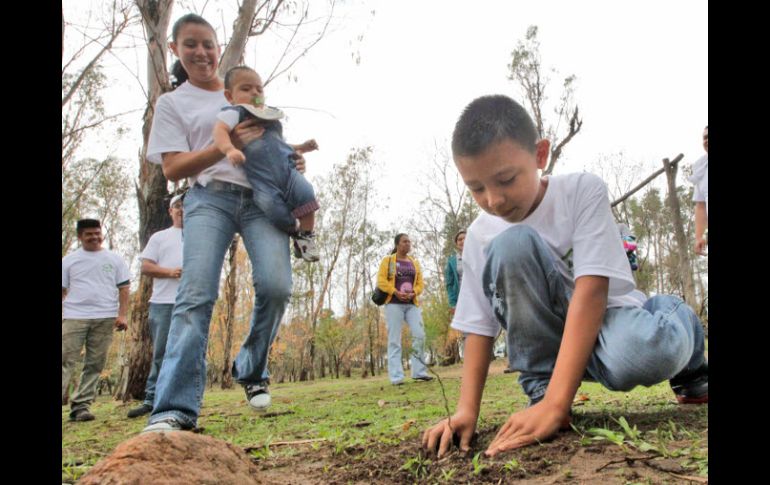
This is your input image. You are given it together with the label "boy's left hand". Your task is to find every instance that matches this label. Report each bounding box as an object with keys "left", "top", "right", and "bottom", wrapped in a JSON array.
[{"left": 484, "top": 400, "right": 569, "bottom": 456}]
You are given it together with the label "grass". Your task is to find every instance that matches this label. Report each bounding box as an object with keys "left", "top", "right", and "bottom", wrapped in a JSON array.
[{"left": 62, "top": 359, "right": 707, "bottom": 482}]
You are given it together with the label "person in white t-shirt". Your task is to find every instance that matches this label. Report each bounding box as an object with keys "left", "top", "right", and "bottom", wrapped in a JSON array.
[
  {"left": 689, "top": 126, "right": 708, "bottom": 255},
  {"left": 127, "top": 194, "right": 184, "bottom": 419},
  {"left": 422, "top": 95, "right": 708, "bottom": 458},
  {"left": 62, "top": 219, "right": 130, "bottom": 422},
  {"left": 142, "top": 14, "right": 308, "bottom": 433}
]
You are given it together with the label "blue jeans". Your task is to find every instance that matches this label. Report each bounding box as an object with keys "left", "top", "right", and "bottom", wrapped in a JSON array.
[
  {"left": 243, "top": 129, "right": 318, "bottom": 234},
  {"left": 384, "top": 303, "right": 430, "bottom": 383},
  {"left": 148, "top": 181, "right": 292, "bottom": 428},
  {"left": 142, "top": 303, "right": 173, "bottom": 407},
  {"left": 483, "top": 225, "right": 706, "bottom": 403}
]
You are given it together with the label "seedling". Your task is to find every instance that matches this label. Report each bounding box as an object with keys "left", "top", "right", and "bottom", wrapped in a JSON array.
[
  {"left": 502, "top": 457, "right": 526, "bottom": 474},
  {"left": 471, "top": 451, "right": 487, "bottom": 475}
]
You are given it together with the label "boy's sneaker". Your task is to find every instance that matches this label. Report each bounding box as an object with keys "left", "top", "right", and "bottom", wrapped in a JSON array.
[
  {"left": 69, "top": 408, "right": 95, "bottom": 422},
  {"left": 142, "top": 417, "right": 186, "bottom": 433},
  {"left": 245, "top": 382, "right": 271, "bottom": 411},
  {"left": 127, "top": 403, "right": 153, "bottom": 418},
  {"left": 412, "top": 375, "right": 434, "bottom": 382},
  {"left": 670, "top": 361, "right": 708, "bottom": 404},
  {"left": 293, "top": 231, "right": 319, "bottom": 262}
]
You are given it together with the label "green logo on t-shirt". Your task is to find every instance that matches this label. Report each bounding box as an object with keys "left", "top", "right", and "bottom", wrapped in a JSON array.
[{"left": 102, "top": 264, "right": 114, "bottom": 274}]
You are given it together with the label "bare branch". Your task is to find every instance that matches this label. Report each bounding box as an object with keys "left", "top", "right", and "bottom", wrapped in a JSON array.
[
  {"left": 62, "top": 4, "right": 135, "bottom": 107},
  {"left": 62, "top": 108, "right": 143, "bottom": 141},
  {"left": 265, "top": 2, "right": 335, "bottom": 85}
]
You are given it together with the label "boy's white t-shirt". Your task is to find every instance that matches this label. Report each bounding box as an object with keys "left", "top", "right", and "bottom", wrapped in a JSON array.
[
  {"left": 62, "top": 248, "right": 131, "bottom": 319},
  {"left": 140, "top": 227, "right": 183, "bottom": 304},
  {"left": 689, "top": 154, "right": 708, "bottom": 215},
  {"left": 452, "top": 172, "right": 643, "bottom": 338},
  {"left": 146, "top": 81, "right": 250, "bottom": 188}
]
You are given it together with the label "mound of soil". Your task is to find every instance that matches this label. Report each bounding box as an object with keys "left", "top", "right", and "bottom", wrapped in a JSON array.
[{"left": 79, "top": 431, "right": 263, "bottom": 485}]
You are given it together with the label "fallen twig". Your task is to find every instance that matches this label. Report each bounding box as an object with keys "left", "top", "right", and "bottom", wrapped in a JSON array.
[
  {"left": 596, "top": 454, "right": 660, "bottom": 471},
  {"left": 666, "top": 472, "right": 708, "bottom": 483},
  {"left": 641, "top": 460, "right": 708, "bottom": 483},
  {"left": 244, "top": 437, "right": 326, "bottom": 452}
]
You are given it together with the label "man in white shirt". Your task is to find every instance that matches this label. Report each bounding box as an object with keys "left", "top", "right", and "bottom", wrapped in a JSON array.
[
  {"left": 690, "top": 126, "right": 708, "bottom": 255},
  {"left": 62, "top": 219, "right": 130, "bottom": 422},
  {"left": 127, "top": 194, "right": 185, "bottom": 418}
]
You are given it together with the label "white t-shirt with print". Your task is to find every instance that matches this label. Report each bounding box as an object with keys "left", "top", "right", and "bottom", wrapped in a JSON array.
[
  {"left": 146, "top": 81, "right": 251, "bottom": 188},
  {"left": 452, "top": 173, "right": 643, "bottom": 338},
  {"left": 62, "top": 248, "right": 131, "bottom": 319},
  {"left": 689, "top": 154, "right": 708, "bottom": 215},
  {"left": 141, "top": 226, "right": 183, "bottom": 304}
]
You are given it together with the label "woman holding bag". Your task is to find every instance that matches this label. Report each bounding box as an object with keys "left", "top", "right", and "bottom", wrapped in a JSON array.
[{"left": 376, "top": 233, "right": 433, "bottom": 385}]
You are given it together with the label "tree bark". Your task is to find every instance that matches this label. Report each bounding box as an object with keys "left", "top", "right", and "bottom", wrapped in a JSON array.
[
  {"left": 663, "top": 158, "right": 697, "bottom": 307},
  {"left": 116, "top": 0, "right": 174, "bottom": 402},
  {"left": 221, "top": 237, "right": 239, "bottom": 389}
]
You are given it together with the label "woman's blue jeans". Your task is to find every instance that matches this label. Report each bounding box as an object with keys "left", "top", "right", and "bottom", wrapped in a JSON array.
[
  {"left": 385, "top": 303, "right": 430, "bottom": 383},
  {"left": 483, "top": 225, "right": 706, "bottom": 404},
  {"left": 147, "top": 181, "right": 292, "bottom": 428}
]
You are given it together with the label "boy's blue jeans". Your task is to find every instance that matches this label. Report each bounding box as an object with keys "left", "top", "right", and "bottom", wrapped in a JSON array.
[
  {"left": 243, "top": 130, "right": 318, "bottom": 234},
  {"left": 483, "top": 225, "right": 706, "bottom": 404},
  {"left": 384, "top": 303, "right": 430, "bottom": 383},
  {"left": 147, "top": 182, "right": 292, "bottom": 428}
]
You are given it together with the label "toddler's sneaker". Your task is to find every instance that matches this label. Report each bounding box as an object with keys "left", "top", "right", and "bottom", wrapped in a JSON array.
[{"left": 293, "top": 231, "right": 319, "bottom": 262}]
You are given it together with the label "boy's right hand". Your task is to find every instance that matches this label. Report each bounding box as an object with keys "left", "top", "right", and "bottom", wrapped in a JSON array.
[
  {"left": 227, "top": 148, "right": 246, "bottom": 166},
  {"left": 421, "top": 410, "right": 477, "bottom": 458}
]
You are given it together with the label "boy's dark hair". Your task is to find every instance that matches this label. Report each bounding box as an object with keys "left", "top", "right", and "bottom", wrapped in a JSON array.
[
  {"left": 224, "top": 66, "right": 257, "bottom": 90},
  {"left": 391, "top": 233, "right": 408, "bottom": 254},
  {"left": 451, "top": 95, "right": 539, "bottom": 157},
  {"left": 169, "top": 14, "right": 217, "bottom": 89}
]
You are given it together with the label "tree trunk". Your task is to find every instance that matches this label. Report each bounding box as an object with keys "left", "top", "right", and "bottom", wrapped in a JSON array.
[
  {"left": 663, "top": 158, "right": 697, "bottom": 307},
  {"left": 116, "top": 0, "right": 174, "bottom": 402},
  {"left": 117, "top": 281, "right": 154, "bottom": 400},
  {"left": 221, "top": 237, "right": 239, "bottom": 389}
]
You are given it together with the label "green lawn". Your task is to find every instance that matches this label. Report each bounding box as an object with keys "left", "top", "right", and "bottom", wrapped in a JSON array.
[{"left": 62, "top": 359, "right": 707, "bottom": 483}]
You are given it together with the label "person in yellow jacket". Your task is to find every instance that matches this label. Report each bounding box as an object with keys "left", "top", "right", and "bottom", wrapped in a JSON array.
[{"left": 377, "top": 233, "right": 434, "bottom": 385}]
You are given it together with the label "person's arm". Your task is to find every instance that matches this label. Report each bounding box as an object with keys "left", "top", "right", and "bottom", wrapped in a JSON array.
[
  {"left": 140, "top": 259, "right": 182, "bottom": 279},
  {"left": 290, "top": 139, "right": 319, "bottom": 154},
  {"left": 445, "top": 258, "right": 458, "bottom": 307},
  {"left": 377, "top": 257, "right": 396, "bottom": 295},
  {"left": 213, "top": 120, "right": 245, "bottom": 165},
  {"left": 484, "top": 275, "right": 608, "bottom": 456},
  {"left": 694, "top": 201, "right": 707, "bottom": 255},
  {"left": 412, "top": 259, "right": 424, "bottom": 297},
  {"left": 422, "top": 333, "right": 493, "bottom": 457},
  {"left": 115, "top": 285, "right": 130, "bottom": 331},
  {"left": 162, "top": 120, "right": 265, "bottom": 181}
]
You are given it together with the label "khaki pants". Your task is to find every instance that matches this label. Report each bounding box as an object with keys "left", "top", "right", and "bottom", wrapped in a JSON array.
[{"left": 62, "top": 318, "right": 114, "bottom": 412}]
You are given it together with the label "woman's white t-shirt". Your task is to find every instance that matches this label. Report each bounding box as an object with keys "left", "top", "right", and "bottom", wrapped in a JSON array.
[
  {"left": 146, "top": 81, "right": 251, "bottom": 188},
  {"left": 452, "top": 172, "right": 643, "bottom": 338}
]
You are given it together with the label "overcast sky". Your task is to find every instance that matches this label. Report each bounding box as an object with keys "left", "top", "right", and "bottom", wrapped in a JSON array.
[{"left": 65, "top": 0, "right": 708, "bottom": 232}]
